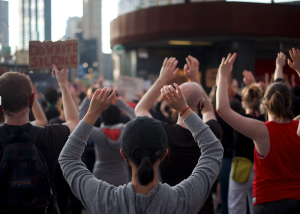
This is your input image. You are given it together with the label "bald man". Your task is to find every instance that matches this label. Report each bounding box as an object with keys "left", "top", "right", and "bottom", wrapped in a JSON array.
[{"left": 135, "top": 56, "right": 222, "bottom": 214}]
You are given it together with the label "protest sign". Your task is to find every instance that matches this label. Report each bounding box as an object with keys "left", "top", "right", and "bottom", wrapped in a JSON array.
[
  {"left": 116, "top": 76, "right": 144, "bottom": 101},
  {"left": 29, "top": 40, "right": 78, "bottom": 69}
]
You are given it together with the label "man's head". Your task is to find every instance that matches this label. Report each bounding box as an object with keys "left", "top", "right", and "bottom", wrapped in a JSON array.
[
  {"left": 179, "top": 82, "right": 204, "bottom": 112},
  {"left": 44, "top": 87, "right": 59, "bottom": 105},
  {"left": 0, "top": 72, "right": 32, "bottom": 116}
]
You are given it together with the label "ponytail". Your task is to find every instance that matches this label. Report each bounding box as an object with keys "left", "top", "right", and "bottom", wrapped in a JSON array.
[
  {"left": 136, "top": 156, "right": 154, "bottom": 185},
  {"left": 131, "top": 146, "right": 164, "bottom": 186}
]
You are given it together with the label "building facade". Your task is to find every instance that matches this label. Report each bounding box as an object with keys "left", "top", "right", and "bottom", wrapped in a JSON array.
[
  {"left": 0, "top": 0, "right": 9, "bottom": 46},
  {"left": 19, "top": 0, "right": 51, "bottom": 50},
  {"left": 82, "top": 0, "right": 106, "bottom": 77},
  {"left": 66, "top": 17, "right": 81, "bottom": 40},
  {"left": 111, "top": 1, "right": 300, "bottom": 89}
]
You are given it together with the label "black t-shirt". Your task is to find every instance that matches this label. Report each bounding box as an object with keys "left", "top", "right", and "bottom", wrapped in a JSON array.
[
  {"left": 216, "top": 113, "right": 235, "bottom": 158},
  {"left": 0, "top": 123, "right": 70, "bottom": 184},
  {"left": 160, "top": 119, "right": 222, "bottom": 186},
  {"left": 233, "top": 114, "right": 265, "bottom": 162},
  {"left": 160, "top": 119, "right": 222, "bottom": 214}
]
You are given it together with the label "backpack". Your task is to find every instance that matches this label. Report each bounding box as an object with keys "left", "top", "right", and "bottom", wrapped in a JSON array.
[{"left": 0, "top": 125, "right": 60, "bottom": 214}]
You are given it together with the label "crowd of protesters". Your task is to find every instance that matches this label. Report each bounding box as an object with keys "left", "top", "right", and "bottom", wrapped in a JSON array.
[{"left": 0, "top": 48, "right": 299, "bottom": 214}]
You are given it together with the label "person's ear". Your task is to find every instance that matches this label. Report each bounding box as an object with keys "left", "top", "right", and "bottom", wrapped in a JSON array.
[
  {"left": 162, "top": 149, "right": 169, "bottom": 160},
  {"left": 29, "top": 93, "right": 35, "bottom": 108},
  {"left": 120, "top": 148, "right": 127, "bottom": 161}
]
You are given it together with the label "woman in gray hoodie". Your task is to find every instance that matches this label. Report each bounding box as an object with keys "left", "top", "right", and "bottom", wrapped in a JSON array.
[
  {"left": 78, "top": 96, "right": 135, "bottom": 186},
  {"left": 59, "top": 85, "right": 223, "bottom": 214}
]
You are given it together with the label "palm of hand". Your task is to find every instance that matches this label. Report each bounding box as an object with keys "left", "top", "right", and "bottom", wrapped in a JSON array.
[
  {"left": 159, "top": 57, "right": 179, "bottom": 82},
  {"left": 276, "top": 52, "right": 286, "bottom": 67},
  {"left": 288, "top": 48, "right": 300, "bottom": 77},
  {"left": 219, "top": 53, "right": 237, "bottom": 77}
]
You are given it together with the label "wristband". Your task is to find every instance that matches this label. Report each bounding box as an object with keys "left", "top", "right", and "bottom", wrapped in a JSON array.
[{"left": 180, "top": 107, "right": 191, "bottom": 117}]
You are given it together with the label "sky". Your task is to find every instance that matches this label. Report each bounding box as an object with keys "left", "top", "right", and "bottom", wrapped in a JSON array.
[{"left": 8, "top": 0, "right": 293, "bottom": 54}]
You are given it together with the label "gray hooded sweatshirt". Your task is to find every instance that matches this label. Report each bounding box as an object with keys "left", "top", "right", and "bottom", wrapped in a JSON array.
[
  {"left": 59, "top": 112, "right": 223, "bottom": 214},
  {"left": 78, "top": 98, "right": 135, "bottom": 186}
]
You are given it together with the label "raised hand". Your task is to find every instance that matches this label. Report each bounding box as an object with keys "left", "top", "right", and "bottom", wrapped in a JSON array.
[
  {"left": 184, "top": 55, "right": 199, "bottom": 81},
  {"left": 161, "top": 83, "right": 188, "bottom": 113},
  {"left": 276, "top": 52, "right": 286, "bottom": 68},
  {"left": 87, "top": 87, "right": 118, "bottom": 117},
  {"left": 218, "top": 53, "right": 237, "bottom": 78},
  {"left": 243, "top": 70, "right": 256, "bottom": 86},
  {"left": 158, "top": 57, "right": 179, "bottom": 83},
  {"left": 288, "top": 48, "right": 300, "bottom": 77},
  {"left": 52, "top": 64, "right": 69, "bottom": 86}
]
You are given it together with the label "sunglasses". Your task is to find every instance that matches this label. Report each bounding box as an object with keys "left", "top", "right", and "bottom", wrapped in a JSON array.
[{"left": 197, "top": 96, "right": 206, "bottom": 112}]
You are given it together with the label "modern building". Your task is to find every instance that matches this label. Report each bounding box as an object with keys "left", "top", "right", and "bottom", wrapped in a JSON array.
[
  {"left": 65, "top": 17, "right": 82, "bottom": 40},
  {"left": 0, "top": 0, "right": 9, "bottom": 46},
  {"left": 117, "top": 0, "right": 224, "bottom": 16},
  {"left": 82, "top": 0, "right": 106, "bottom": 77},
  {"left": 19, "top": 0, "right": 51, "bottom": 50},
  {"left": 110, "top": 1, "right": 300, "bottom": 90}
]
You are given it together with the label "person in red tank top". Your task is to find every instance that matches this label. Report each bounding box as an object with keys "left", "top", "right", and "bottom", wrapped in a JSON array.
[{"left": 216, "top": 49, "right": 300, "bottom": 214}]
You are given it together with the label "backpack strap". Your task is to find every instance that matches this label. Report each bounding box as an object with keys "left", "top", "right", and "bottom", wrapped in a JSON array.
[{"left": 0, "top": 126, "right": 11, "bottom": 147}]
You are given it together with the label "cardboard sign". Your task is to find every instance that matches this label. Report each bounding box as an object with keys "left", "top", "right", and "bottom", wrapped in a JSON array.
[
  {"left": 116, "top": 76, "right": 144, "bottom": 101},
  {"left": 29, "top": 40, "right": 78, "bottom": 69}
]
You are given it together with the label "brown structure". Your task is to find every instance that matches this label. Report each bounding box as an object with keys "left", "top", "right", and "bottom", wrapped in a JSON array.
[{"left": 110, "top": 2, "right": 300, "bottom": 88}]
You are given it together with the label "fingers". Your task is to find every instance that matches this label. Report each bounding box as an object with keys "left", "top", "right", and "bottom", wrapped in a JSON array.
[
  {"left": 108, "top": 87, "right": 118, "bottom": 101},
  {"left": 220, "top": 57, "right": 225, "bottom": 65},
  {"left": 184, "top": 64, "right": 188, "bottom": 74},
  {"left": 229, "top": 53, "right": 237, "bottom": 64},
  {"left": 225, "top": 53, "right": 232, "bottom": 64},
  {"left": 287, "top": 59, "right": 294, "bottom": 68},
  {"left": 173, "top": 83, "right": 181, "bottom": 96},
  {"left": 186, "top": 57, "right": 192, "bottom": 69},
  {"left": 162, "top": 58, "right": 168, "bottom": 67},
  {"left": 173, "top": 68, "right": 179, "bottom": 76},
  {"left": 52, "top": 64, "right": 58, "bottom": 71},
  {"left": 289, "top": 50, "right": 295, "bottom": 61}
]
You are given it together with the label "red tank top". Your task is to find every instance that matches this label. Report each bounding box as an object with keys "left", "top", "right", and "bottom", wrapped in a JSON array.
[{"left": 253, "top": 120, "right": 300, "bottom": 205}]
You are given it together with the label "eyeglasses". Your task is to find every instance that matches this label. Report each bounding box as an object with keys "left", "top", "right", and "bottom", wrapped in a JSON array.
[{"left": 197, "top": 96, "right": 206, "bottom": 113}]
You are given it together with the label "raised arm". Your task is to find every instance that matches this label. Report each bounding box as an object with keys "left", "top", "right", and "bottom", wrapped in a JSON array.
[
  {"left": 78, "top": 97, "right": 90, "bottom": 120},
  {"left": 52, "top": 64, "right": 79, "bottom": 133},
  {"left": 288, "top": 48, "right": 300, "bottom": 78},
  {"left": 24, "top": 74, "right": 47, "bottom": 126},
  {"left": 288, "top": 48, "right": 300, "bottom": 126},
  {"left": 113, "top": 97, "right": 136, "bottom": 120},
  {"left": 135, "top": 58, "right": 179, "bottom": 118},
  {"left": 184, "top": 56, "right": 216, "bottom": 122},
  {"left": 161, "top": 83, "right": 223, "bottom": 212},
  {"left": 59, "top": 87, "right": 119, "bottom": 214},
  {"left": 274, "top": 52, "right": 286, "bottom": 81},
  {"left": 216, "top": 53, "right": 270, "bottom": 155}
]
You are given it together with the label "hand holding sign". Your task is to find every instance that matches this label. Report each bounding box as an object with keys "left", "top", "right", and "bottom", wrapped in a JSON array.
[
  {"left": 29, "top": 40, "right": 78, "bottom": 69},
  {"left": 52, "top": 64, "right": 69, "bottom": 87}
]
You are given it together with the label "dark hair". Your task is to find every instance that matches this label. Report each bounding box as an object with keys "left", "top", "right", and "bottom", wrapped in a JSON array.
[
  {"left": 263, "top": 82, "right": 293, "bottom": 121},
  {"left": 242, "top": 84, "right": 263, "bottom": 109},
  {"left": 230, "top": 99, "right": 245, "bottom": 115},
  {"left": 0, "top": 72, "right": 32, "bottom": 113},
  {"left": 131, "top": 146, "right": 164, "bottom": 186},
  {"left": 44, "top": 87, "right": 58, "bottom": 104},
  {"left": 101, "top": 104, "right": 121, "bottom": 125}
]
